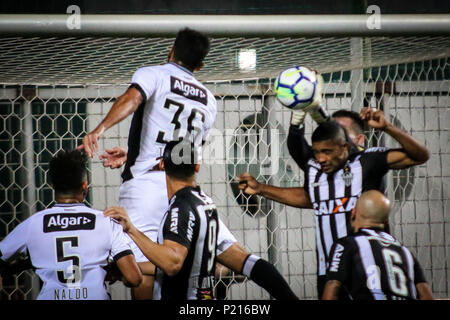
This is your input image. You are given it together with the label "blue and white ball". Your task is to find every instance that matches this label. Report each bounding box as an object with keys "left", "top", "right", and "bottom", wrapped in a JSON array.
[{"left": 274, "top": 66, "right": 318, "bottom": 110}]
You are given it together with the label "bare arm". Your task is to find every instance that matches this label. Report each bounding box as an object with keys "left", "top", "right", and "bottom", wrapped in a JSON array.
[
  {"left": 115, "top": 254, "right": 143, "bottom": 287},
  {"left": 104, "top": 207, "right": 187, "bottom": 277},
  {"left": 82, "top": 87, "right": 143, "bottom": 157},
  {"left": 321, "top": 280, "right": 342, "bottom": 300},
  {"left": 360, "top": 107, "right": 430, "bottom": 169},
  {"left": 128, "top": 231, "right": 187, "bottom": 277},
  {"left": 238, "top": 172, "right": 313, "bottom": 209},
  {"left": 416, "top": 282, "right": 434, "bottom": 300}
]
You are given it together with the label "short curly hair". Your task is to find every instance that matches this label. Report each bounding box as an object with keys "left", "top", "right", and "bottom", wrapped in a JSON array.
[{"left": 49, "top": 149, "right": 87, "bottom": 194}]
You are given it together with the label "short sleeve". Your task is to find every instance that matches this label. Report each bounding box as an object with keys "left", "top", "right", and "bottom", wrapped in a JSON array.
[
  {"left": 326, "top": 238, "right": 353, "bottom": 284},
  {"left": 109, "top": 218, "right": 133, "bottom": 262},
  {"left": 163, "top": 204, "right": 197, "bottom": 250},
  {"left": 0, "top": 220, "right": 29, "bottom": 261},
  {"left": 130, "top": 67, "right": 159, "bottom": 102},
  {"left": 361, "top": 147, "right": 390, "bottom": 174}
]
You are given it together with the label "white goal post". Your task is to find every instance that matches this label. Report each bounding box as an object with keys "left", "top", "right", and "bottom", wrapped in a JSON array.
[{"left": 0, "top": 14, "right": 448, "bottom": 300}]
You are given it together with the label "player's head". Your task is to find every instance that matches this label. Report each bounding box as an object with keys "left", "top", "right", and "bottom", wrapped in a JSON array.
[
  {"left": 160, "top": 139, "right": 200, "bottom": 182},
  {"left": 49, "top": 149, "right": 88, "bottom": 200},
  {"left": 351, "top": 190, "right": 392, "bottom": 232},
  {"left": 168, "top": 28, "right": 210, "bottom": 72},
  {"left": 311, "top": 120, "right": 350, "bottom": 173},
  {"left": 332, "top": 109, "right": 365, "bottom": 147}
]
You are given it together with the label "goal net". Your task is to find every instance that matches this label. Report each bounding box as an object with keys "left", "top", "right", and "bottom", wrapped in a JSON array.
[{"left": 0, "top": 15, "right": 449, "bottom": 300}]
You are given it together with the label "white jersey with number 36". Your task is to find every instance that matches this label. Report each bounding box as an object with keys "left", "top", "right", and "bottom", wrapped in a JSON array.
[
  {"left": 0, "top": 203, "right": 132, "bottom": 300},
  {"left": 122, "top": 62, "right": 217, "bottom": 182}
]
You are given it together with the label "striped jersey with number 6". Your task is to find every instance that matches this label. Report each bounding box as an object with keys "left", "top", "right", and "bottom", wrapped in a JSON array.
[
  {"left": 153, "top": 186, "right": 219, "bottom": 300},
  {"left": 327, "top": 228, "right": 427, "bottom": 300}
]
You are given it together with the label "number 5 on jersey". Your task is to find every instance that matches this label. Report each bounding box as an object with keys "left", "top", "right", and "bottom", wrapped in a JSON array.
[{"left": 55, "top": 236, "right": 81, "bottom": 287}]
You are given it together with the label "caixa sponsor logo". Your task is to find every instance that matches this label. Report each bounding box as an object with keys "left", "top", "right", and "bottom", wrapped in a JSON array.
[
  {"left": 44, "top": 213, "right": 96, "bottom": 232},
  {"left": 313, "top": 196, "right": 358, "bottom": 215}
]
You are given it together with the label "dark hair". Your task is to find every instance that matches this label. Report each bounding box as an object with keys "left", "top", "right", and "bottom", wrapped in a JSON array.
[
  {"left": 332, "top": 109, "right": 364, "bottom": 134},
  {"left": 311, "top": 120, "right": 349, "bottom": 144},
  {"left": 49, "top": 149, "right": 87, "bottom": 194},
  {"left": 173, "top": 28, "right": 210, "bottom": 70},
  {"left": 162, "top": 140, "right": 199, "bottom": 181}
]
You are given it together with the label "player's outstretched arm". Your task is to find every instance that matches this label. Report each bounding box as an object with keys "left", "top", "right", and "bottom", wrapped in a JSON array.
[
  {"left": 104, "top": 207, "right": 188, "bottom": 277},
  {"left": 321, "top": 280, "right": 342, "bottom": 300},
  {"left": 360, "top": 107, "right": 430, "bottom": 169},
  {"left": 82, "top": 87, "right": 143, "bottom": 158},
  {"left": 238, "top": 172, "right": 313, "bottom": 209}
]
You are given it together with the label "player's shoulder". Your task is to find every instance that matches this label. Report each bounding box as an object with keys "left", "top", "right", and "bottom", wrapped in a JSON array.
[
  {"left": 335, "top": 235, "right": 356, "bottom": 247},
  {"left": 133, "top": 65, "right": 167, "bottom": 78},
  {"left": 170, "top": 186, "right": 208, "bottom": 210}
]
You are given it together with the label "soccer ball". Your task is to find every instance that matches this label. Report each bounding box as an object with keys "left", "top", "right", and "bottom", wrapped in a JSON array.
[{"left": 274, "top": 66, "right": 318, "bottom": 110}]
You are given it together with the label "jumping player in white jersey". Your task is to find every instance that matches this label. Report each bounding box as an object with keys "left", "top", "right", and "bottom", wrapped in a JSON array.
[
  {"left": 82, "top": 28, "right": 298, "bottom": 300},
  {"left": 0, "top": 150, "right": 142, "bottom": 300}
]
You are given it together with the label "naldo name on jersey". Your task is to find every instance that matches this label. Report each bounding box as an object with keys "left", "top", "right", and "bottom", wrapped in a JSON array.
[{"left": 44, "top": 213, "right": 96, "bottom": 232}]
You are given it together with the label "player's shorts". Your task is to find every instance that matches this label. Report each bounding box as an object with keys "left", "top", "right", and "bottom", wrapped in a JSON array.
[{"left": 119, "top": 171, "right": 237, "bottom": 262}]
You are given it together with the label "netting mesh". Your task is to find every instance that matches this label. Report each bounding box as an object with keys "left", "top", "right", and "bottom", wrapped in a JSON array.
[
  {"left": 1, "top": 36, "right": 450, "bottom": 84},
  {"left": 0, "top": 33, "right": 448, "bottom": 300}
]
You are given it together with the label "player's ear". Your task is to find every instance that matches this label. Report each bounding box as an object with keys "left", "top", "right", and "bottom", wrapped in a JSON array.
[
  {"left": 159, "top": 159, "right": 165, "bottom": 171},
  {"left": 81, "top": 180, "right": 88, "bottom": 195},
  {"left": 351, "top": 208, "right": 356, "bottom": 222},
  {"left": 356, "top": 134, "right": 365, "bottom": 147},
  {"left": 195, "top": 164, "right": 200, "bottom": 173},
  {"left": 167, "top": 47, "right": 175, "bottom": 62}
]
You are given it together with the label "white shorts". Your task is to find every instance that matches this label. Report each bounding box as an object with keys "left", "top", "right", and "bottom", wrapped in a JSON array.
[{"left": 119, "top": 171, "right": 237, "bottom": 262}]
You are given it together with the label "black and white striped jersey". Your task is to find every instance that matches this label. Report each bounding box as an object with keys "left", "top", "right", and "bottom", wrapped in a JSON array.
[
  {"left": 153, "top": 186, "right": 219, "bottom": 300},
  {"left": 0, "top": 203, "right": 133, "bottom": 300},
  {"left": 288, "top": 125, "right": 390, "bottom": 276},
  {"left": 327, "top": 228, "right": 427, "bottom": 300}
]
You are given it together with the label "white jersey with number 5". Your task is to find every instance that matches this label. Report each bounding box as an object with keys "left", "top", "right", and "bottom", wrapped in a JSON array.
[
  {"left": 122, "top": 62, "right": 217, "bottom": 182},
  {"left": 0, "top": 203, "right": 132, "bottom": 300}
]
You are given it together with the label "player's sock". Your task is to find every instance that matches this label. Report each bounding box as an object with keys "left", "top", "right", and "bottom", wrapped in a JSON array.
[{"left": 242, "top": 254, "right": 298, "bottom": 300}]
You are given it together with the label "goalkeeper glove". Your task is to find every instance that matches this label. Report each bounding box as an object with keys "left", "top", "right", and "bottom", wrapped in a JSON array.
[
  {"left": 290, "top": 109, "right": 307, "bottom": 128},
  {"left": 306, "top": 72, "right": 330, "bottom": 124},
  {"left": 309, "top": 105, "right": 330, "bottom": 124}
]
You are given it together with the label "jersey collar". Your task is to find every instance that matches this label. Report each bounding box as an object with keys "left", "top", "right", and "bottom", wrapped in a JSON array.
[
  {"left": 168, "top": 62, "right": 193, "bottom": 76},
  {"left": 53, "top": 202, "right": 89, "bottom": 208},
  {"left": 360, "top": 227, "right": 386, "bottom": 233}
]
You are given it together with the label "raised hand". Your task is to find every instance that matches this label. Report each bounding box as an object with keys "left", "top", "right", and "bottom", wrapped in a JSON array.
[
  {"left": 100, "top": 147, "right": 127, "bottom": 169},
  {"left": 82, "top": 129, "right": 103, "bottom": 158},
  {"left": 360, "top": 107, "right": 389, "bottom": 131},
  {"left": 104, "top": 206, "right": 134, "bottom": 233},
  {"left": 237, "top": 172, "right": 263, "bottom": 196}
]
